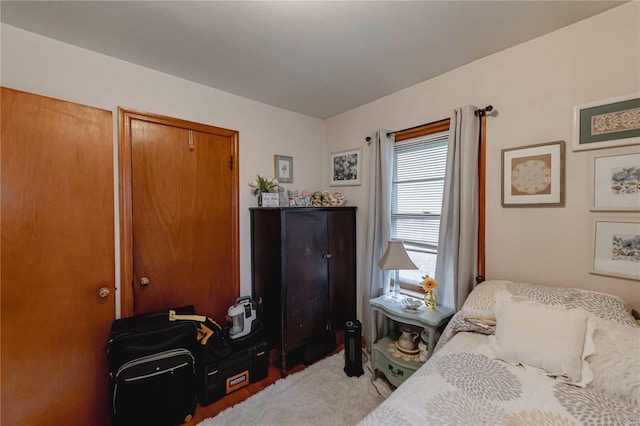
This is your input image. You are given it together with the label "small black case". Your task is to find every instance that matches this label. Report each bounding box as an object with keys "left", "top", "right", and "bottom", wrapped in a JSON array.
[{"left": 199, "top": 341, "right": 268, "bottom": 406}]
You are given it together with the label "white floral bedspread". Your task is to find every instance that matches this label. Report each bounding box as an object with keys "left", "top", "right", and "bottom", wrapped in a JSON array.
[{"left": 359, "top": 330, "right": 640, "bottom": 425}]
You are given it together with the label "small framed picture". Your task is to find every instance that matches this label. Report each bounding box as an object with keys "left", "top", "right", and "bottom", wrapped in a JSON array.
[
  {"left": 591, "top": 152, "right": 640, "bottom": 211},
  {"left": 274, "top": 155, "right": 293, "bottom": 184},
  {"left": 572, "top": 93, "right": 640, "bottom": 152},
  {"left": 501, "top": 141, "right": 565, "bottom": 207},
  {"left": 330, "top": 148, "right": 362, "bottom": 186},
  {"left": 590, "top": 218, "right": 640, "bottom": 281}
]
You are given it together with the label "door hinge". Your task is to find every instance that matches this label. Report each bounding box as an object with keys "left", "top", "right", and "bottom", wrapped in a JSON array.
[{"left": 229, "top": 155, "right": 233, "bottom": 170}]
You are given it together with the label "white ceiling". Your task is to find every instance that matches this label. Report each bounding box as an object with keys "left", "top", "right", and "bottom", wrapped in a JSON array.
[{"left": 1, "top": 1, "right": 624, "bottom": 119}]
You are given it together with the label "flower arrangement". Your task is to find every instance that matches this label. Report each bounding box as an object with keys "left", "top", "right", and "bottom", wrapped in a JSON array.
[
  {"left": 421, "top": 275, "right": 439, "bottom": 292},
  {"left": 248, "top": 174, "right": 279, "bottom": 196},
  {"left": 421, "top": 275, "right": 439, "bottom": 309}
]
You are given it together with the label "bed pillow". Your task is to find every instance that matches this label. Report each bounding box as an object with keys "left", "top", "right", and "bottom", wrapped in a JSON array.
[
  {"left": 587, "top": 318, "right": 640, "bottom": 404},
  {"left": 461, "top": 280, "right": 637, "bottom": 327},
  {"left": 460, "top": 280, "right": 513, "bottom": 325},
  {"left": 491, "top": 291, "right": 596, "bottom": 387}
]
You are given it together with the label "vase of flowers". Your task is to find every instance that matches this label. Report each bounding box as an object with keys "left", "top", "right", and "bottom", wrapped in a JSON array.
[
  {"left": 421, "top": 275, "right": 439, "bottom": 309},
  {"left": 248, "top": 174, "right": 279, "bottom": 206}
]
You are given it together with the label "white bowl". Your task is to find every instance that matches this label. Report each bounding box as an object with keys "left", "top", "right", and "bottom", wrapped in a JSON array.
[{"left": 402, "top": 298, "right": 423, "bottom": 310}]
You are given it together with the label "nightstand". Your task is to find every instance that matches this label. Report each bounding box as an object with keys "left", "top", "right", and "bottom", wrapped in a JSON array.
[{"left": 369, "top": 295, "right": 454, "bottom": 387}]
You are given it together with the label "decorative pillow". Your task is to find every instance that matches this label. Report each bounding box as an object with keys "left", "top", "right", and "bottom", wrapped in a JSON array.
[
  {"left": 587, "top": 318, "right": 640, "bottom": 404},
  {"left": 461, "top": 280, "right": 637, "bottom": 327},
  {"left": 491, "top": 291, "right": 596, "bottom": 387}
]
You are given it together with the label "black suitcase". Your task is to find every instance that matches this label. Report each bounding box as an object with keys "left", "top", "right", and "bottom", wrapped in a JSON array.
[
  {"left": 199, "top": 341, "right": 268, "bottom": 406},
  {"left": 107, "top": 307, "right": 200, "bottom": 426}
]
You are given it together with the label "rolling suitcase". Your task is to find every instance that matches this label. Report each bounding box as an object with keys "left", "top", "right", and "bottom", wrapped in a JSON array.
[{"left": 107, "top": 307, "right": 200, "bottom": 426}]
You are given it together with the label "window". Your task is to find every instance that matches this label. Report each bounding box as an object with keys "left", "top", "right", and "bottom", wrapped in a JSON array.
[{"left": 391, "top": 121, "right": 449, "bottom": 289}]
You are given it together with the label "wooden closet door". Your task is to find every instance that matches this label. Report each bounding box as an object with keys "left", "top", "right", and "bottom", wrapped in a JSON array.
[
  {"left": 120, "top": 109, "right": 239, "bottom": 321},
  {"left": 1, "top": 88, "right": 115, "bottom": 425}
]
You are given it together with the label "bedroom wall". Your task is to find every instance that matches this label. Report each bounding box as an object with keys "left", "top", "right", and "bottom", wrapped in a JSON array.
[
  {"left": 0, "top": 23, "right": 325, "bottom": 317},
  {"left": 324, "top": 3, "right": 640, "bottom": 311}
]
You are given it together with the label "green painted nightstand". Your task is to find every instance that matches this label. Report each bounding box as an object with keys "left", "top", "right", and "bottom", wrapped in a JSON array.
[{"left": 370, "top": 295, "right": 454, "bottom": 387}]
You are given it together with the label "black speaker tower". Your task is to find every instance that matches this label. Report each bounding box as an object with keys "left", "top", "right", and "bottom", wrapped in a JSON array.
[{"left": 344, "top": 319, "right": 364, "bottom": 377}]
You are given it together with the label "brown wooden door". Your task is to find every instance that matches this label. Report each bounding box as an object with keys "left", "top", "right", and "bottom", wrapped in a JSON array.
[
  {"left": 1, "top": 88, "right": 115, "bottom": 425},
  {"left": 119, "top": 109, "right": 239, "bottom": 321}
]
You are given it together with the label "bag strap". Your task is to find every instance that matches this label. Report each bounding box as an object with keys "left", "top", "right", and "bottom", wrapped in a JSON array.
[{"left": 168, "top": 310, "right": 207, "bottom": 323}]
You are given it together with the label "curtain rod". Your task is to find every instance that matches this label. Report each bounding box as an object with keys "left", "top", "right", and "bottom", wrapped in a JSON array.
[{"left": 365, "top": 105, "right": 494, "bottom": 143}]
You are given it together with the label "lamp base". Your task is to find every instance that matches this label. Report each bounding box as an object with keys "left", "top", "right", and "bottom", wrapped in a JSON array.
[{"left": 383, "top": 292, "right": 405, "bottom": 303}]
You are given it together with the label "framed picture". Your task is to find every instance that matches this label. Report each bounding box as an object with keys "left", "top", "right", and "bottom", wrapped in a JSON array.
[
  {"left": 591, "top": 152, "right": 640, "bottom": 211},
  {"left": 590, "top": 218, "right": 640, "bottom": 281},
  {"left": 572, "top": 93, "right": 640, "bottom": 151},
  {"left": 274, "top": 155, "right": 293, "bottom": 184},
  {"left": 501, "top": 140, "right": 565, "bottom": 207},
  {"left": 330, "top": 148, "right": 362, "bottom": 186}
]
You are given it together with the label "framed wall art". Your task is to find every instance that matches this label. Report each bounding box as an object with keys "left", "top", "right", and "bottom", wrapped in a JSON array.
[
  {"left": 591, "top": 152, "right": 640, "bottom": 211},
  {"left": 590, "top": 217, "right": 640, "bottom": 281},
  {"left": 274, "top": 155, "right": 293, "bottom": 184},
  {"left": 573, "top": 92, "right": 640, "bottom": 151},
  {"left": 330, "top": 147, "right": 361, "bottom": 186},
  {"left": 501, "top": 140, "right": 565, "bottom": 207}
]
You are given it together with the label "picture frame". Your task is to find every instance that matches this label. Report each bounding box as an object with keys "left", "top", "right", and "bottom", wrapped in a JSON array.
[
  {"left": 590, "top": 217, "right": 640, "bottom": 281},
  {"left": 591, "top": 152, "right": 640, "bottom": 211},
  {"left": 501, "top": 140, "right": 565, "bottom": 207},
  {"left": 572, "top": 92, "right": 640, "bottom": 152},
  {"left": 330, "top": 147, "right": 362, "bottom": 186},
  {"left": 274, "top": 155, "right": 293, "bottom": 184}
]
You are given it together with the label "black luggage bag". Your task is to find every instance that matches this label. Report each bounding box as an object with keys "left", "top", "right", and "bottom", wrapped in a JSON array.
[{"left": 107, "top": 306, "right": 201, "bottom": 426}]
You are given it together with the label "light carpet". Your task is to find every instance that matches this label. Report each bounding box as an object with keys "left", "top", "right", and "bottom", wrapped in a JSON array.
[{"left": 197, "top": 350, "right": 392, "bottom": 426}]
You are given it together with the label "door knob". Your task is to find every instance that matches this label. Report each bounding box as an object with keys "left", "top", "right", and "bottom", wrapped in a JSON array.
[
  {"left": 98, "top": 287, "right": 111, "bottom": 298},
  {"left": 140, "top": 277, "right": 150, "bottom": 286}
]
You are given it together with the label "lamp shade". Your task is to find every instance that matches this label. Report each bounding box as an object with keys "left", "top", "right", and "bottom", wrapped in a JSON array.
[{"left": 378, "top": 240, "right": 418, "bottom": 271}]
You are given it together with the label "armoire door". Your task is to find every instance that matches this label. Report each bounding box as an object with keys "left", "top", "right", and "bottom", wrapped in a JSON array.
[
  {"left": 327, "top": 209, "right": 357, "bottom": 328},
  {"left": 1, "top": 88, "right": 115, "bottom": 425},
  {"left": 119, "top": 109, "right": 239, "bottom": 320},
  {"left": 282, "top": 211, "right": 330, "bottom": 348}
]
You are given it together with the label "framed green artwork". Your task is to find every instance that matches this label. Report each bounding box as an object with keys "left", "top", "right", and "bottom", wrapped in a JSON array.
[{"left": 573, "top": 93, "right": 640, "bottom": 151}]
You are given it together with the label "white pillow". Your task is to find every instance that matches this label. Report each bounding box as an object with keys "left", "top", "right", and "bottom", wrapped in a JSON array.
[
  {"left": 587, "top": 318, "right": 640, "bottom": 404},
  {"left": 492, "top": 290, "right": 596, "bottom": 387}
]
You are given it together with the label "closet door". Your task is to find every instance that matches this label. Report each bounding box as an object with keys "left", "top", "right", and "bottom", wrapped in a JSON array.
[
  {"left": 1, "top": 88, "right": 115, "bottom": 425},
  {"left": 119, "top": 109, "right": 239, "bottom": 321}
]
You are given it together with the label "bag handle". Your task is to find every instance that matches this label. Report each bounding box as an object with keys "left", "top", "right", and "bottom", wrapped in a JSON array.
[{"left": 168, "top": 310, "right": 207, "bottom": 323}]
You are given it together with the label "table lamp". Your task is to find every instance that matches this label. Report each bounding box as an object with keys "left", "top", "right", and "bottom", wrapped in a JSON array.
[{"left": 378, "top": 240, "right": 418, "bottom": 301}]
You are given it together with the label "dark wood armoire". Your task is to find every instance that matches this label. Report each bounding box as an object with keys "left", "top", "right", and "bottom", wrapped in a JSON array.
[{"left": 250, "top": 207, "right": 357, "bottom": 375}]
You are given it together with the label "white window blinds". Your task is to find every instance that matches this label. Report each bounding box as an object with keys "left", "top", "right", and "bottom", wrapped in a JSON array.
[{"left": 391, "top": 131, "right": 448, "bottom": 283}]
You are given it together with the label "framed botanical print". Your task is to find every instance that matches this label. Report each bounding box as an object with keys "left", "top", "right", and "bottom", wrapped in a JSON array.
[
  {"left": 591, "top": 152, "right": 640, "bottom": 211},
  {"left": 590, "top": 218, "right": 640, "bottom": 281},
  {"left": 573, "top": 93, "right": 640, "bottom": 151},
  {"left": 274, "top": 155, "right": 293, "bottom": 184},
  {"left": 501, "top": 140, "right": 565, "bottom": 207},
  {"left": 330, "top": 148, "right": 361, "bottom": 186}
]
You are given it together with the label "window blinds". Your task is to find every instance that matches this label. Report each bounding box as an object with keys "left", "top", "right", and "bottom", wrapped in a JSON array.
[{"left": 391, "top": 131, "right": 448, "bottom": 252}]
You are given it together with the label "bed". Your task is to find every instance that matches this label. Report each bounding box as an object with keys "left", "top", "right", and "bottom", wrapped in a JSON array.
[{"left": 360, "top": 280, "right": 640, "bottom": 425}]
